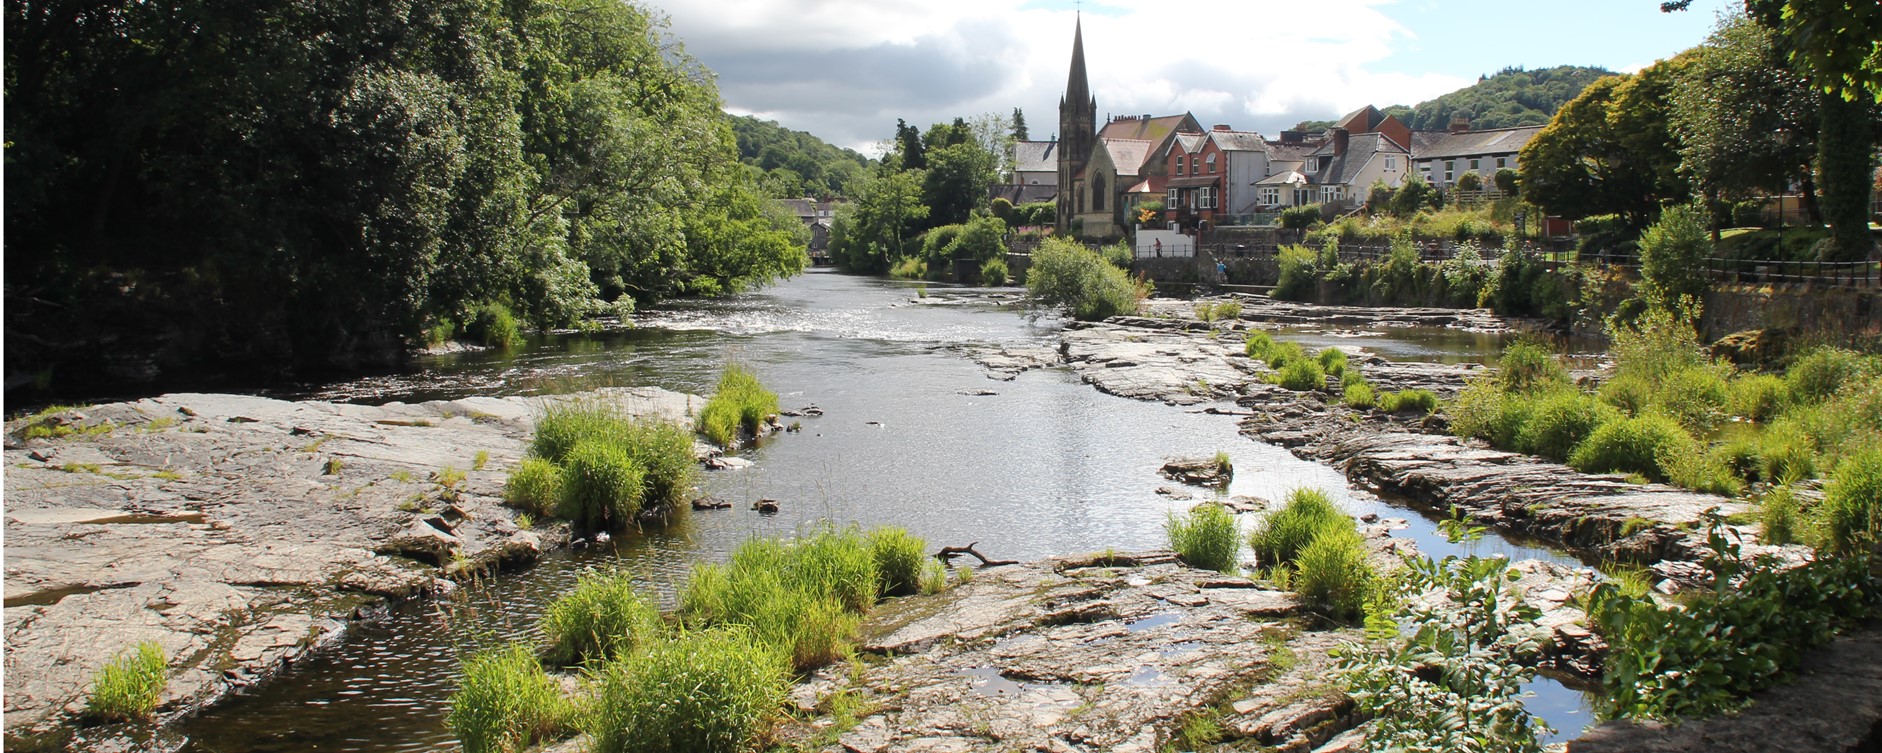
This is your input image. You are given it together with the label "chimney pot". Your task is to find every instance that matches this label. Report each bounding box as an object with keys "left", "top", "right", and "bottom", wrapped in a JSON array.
[{"left": 1213, "top": 124, "right": 1231, "bottom": 131}]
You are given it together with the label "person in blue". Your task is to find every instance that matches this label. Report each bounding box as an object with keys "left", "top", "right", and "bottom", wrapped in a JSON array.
[{"left": 1216, "top": 259, "right": 1227, "bottom": 281}]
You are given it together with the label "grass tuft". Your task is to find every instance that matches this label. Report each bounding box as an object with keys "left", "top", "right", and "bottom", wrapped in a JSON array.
[
  {"left": 1167, "top": 504, "right": 1240, "bottom": 573},
  {"left": 556, "top": 440, "right": 646, "bottom": 529},
  {"left": 85, "top": 641, "right": 167, "bottom": 722},
  {"left": 1249, "top": 488, "right": 1347, "bottom": 568},
  {"left": 540, "top": 569, "right": 662, "bottom": 665},
  {"left": 448, "top": 643, "right": 570, "bottom": 753},
  {"left": 585, "top": 627, "right": 787, "bottom": 753},
  {"left": 1293, "top": 525, "right": 1374, "bottom": 620},
  {"left": 698, "top": 364, "right": 781, "bottom": 448}
]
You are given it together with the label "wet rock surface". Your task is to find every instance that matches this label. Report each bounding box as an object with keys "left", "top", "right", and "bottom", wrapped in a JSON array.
[
  {"left": 1141, "top": 295, "right": 1545, "bottom": 334},
  {"left": 2, "top": 387, "right": 701, "bottom": 746},
  {"left": 776, "top": 553, "right": 1361, "bottom": 753}
]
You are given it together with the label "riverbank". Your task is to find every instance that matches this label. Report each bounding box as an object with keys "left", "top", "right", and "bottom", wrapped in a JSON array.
[{"left": 2, "top": 388, "right": 699, "bottom": 750}]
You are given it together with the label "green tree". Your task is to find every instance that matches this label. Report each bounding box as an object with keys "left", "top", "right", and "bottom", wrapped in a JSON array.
[
  {"left": 1637, "top": 204, "right": 1712, "bottom": 308},
  {"left": 1669, "top": 15, "right": 1820, "bottom": 236},
  {"left": 894, "top": 119, "right": 926, "bottom": 170},
  {"left": 1011, "top": 108, "right": 1029, "bottom": 141},
  {"left": 827, "top": 165, "right": 928, "bottom": 272},
  {"left": 1391, "top": 175, "right": 1438, "bottom": 217},
  {"left": 1519, "top": 64, "right": 1691, "bottom": 226}
]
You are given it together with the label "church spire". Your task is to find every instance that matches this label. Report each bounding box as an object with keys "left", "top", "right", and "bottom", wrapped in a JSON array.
[{"left": 1065, "top": 16, "right": 1090, "bottom": 111}]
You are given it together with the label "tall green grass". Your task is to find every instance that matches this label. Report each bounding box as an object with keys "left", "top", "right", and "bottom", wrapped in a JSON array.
[
  {"left": 85, "top": 641, "right": 167, "bottom": 721},
  {"left": 539, "top": 570, "right": 662, "bottom": 665},
  {"left": 1376, "top": 389, "right": 1438, "bottom": 415},
  {"left": 1167, "top": 504, "right": 1240, "bottom": 573},
  {"left": 1514, "top": 388, "right": 1619, "bottom": 461},
  {"left": 518, "top": 402, "right": 700, "bottom": 527},
  {"left": 1249, "top": 489, "right": 1347, "bottom": 567},
  {"left": 585, "top": 627, "right": 789, "bottom": 753},
  {"left": 1567, "top": 414, "right": 1694, "bottom": 482},
  {"left": 1819, "top": 449, "right": 1882, "bottom": 555},
  {"left": 698, "top": 364, "right": 781, "bottom": 448},
  {"left": 448, "top": 643, "right": 571, "bottom": 753},
  {"left": 868, "top": 527, "right": 928, "bottom": 597},
  {"left": 1293, "top": 525, "right": 1373, "bottom": 620},
  {"left": 1273, "top": 359, "right": 1327, "bottom": 391}
]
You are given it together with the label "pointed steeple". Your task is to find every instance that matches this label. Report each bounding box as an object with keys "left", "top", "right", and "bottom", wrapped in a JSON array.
[{"left": 1065, "top": 16, "right": 1090, "bottom": 111}]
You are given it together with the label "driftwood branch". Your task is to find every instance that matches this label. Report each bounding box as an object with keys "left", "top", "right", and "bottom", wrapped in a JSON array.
[{"left": 935, "top": 542, "right": 1017, "bottom": 567}]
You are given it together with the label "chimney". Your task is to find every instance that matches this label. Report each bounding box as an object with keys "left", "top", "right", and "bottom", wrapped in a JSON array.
[
  {"left": 1213, "top": 124, "right": 1231, "bottom": 131},
  {"left": 1332, "top": 127, "right": 1350, "bottom": 155},
  {"left": 1449, "top": 114, "right": 1471, "bottom": 134}
]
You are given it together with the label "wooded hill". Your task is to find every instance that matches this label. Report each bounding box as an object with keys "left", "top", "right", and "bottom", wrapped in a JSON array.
[
  {"left": 1295, "top": 65, "right": 1615, "bottom": 133},
  {"left": 730, "top": 115, "right": 872, "bottom": 198}
]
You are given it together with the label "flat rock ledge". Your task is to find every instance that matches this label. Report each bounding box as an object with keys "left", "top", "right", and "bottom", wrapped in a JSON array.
[
  {"left": 2, "top": 387, "right": 702, "bottom": 749},
  {"left": 773, "top": 552, "right": 1364, "bottom": 753}
]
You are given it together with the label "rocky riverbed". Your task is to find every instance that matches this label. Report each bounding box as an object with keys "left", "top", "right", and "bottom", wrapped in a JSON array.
[{"left": 2, "top": 387, "right": 699, "bottom": 749}]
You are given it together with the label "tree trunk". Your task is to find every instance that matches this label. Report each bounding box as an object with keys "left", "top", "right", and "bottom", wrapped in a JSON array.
[{"left": 1816, "top": 93, "right": 1876, "bottom": 261}]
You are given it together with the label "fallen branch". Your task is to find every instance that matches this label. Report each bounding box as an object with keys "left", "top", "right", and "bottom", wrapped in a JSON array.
[{"left": 935, "top": 542, "right": 1017, "bottom": 567}]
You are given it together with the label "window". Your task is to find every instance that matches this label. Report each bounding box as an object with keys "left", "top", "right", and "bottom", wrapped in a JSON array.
[
  {"left": 1322, "top": 186, "right": 1339, "bottom": 203},
  {"left": 1261, "top": 186, "right": 1279, "bottom": 205},
  {"left": 1386, "top": 156, "right": 1396, "bottom": 170},
  {"left": 1444, "top": 161, "right": 1455, "bottom": 183},
  {"left": 1496, "top": 157, "right": 1507, "bottom": 169},
  {"left": 1206, "top": 153, "right": 1217, "bottom": 174},
  {"left": 1198, "top": 186, "right": 1216, "bottom": 209},
  {"left": 1092, "top": 173, "right": 1106, "bottom": 212},
  {"left": 1168, "top": 188, "right": 1181, "bottom": 205},
  {"left": 1177, "top": 155, "right": 1186, "bottom": 175},
  {"left": 1293, "top": 187, "right": 1313, "bottom": 206},
  {"left": 1469, "top": 158, "right": 1480, "bottom": 172}
]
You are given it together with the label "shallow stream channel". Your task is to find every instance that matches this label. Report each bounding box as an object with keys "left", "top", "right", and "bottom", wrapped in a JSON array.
[{"left": 177, "top": 269, "right": 1600, "bottom": 751}]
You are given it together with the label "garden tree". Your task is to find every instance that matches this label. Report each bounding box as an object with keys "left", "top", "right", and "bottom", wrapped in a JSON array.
[
  {"left": 1669, "top": 0, "right": 1881, "bottom": 260},
  {"left": 678, "top": 177, "right": 810, "bottom": 296},
  {"left": 951, "top": 215, "right": 1009, "bottom": 262},
  {"left": 1390, "top": 174, "right": 1439, "bottom": 217},
  {"left": 1011, "top": 108, "right": 1030, "bottom": 141},
  {"left": 1494, "top": 168, "right": 1520, "bottom": 195},
  {"left": 1670, "top": 15, "right": 1820, "bottom": 234},
  {"left": 1366, "top": 180, "right": 1396, "bottom": 214},
  {"left": 826, "top": 164, "right": 928, "bottom": 272},
  {"left": 916, "top": 113, "right": 1010, "bottom": 228},
  {"left": 3, "top": 0, "right": 809, "bottom": 390},
  {"left": 1519, "top": 62, "right": 1691, "bottom": 226},
  {"left": 894, "top": 119, "right": 927, "bottom": 170},
  {"left": 1455, "top": 171, "right": 1485, "bottom": 192}
]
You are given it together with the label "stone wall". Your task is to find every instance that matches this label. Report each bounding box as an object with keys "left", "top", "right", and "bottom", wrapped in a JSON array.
[{"left": 1703, "top": 284, "right": 1882, "bottom": 346}]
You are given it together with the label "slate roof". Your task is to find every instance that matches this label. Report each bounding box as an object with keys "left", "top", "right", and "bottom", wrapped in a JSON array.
[
  {"left": 1013, "top": 141, "right": 1060, "bottom": 173},
  {"left": 1098, "top": 114, "right": 1198, "bottom": 147},
  {"left": 990, "top": 184, "right": 1059, "bottom": 204},
  {"left": 1209, "top": 130, "right": 1268, "bottom": 152},
  {"left": 781, "top": 199, "right": 817, "bottom": 218},
  {"left": 1307, "top": 132, "right": 1406, "bottom": 187},
  {"left": 1265, "top": 143, "right": 1319, "bottom": 163},
  {"left": 1255, "top": 169, "right": 1308, "bottom": 186},
  {"left": 1166, "top": 176, "right": 1221, "bottom": 188},
  {"left": 1100, "top": 138, "right": 1154, "bottom": 177},
  {"left": 1413, "top": 126, "right": 1544, "bottom": 161}
]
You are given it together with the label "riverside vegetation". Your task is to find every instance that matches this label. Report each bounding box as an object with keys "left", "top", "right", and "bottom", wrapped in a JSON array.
[
  {"left": 447, "top": 525, "right": 946, "bottom": 753},
  {"left": 83, "top": 642, "right": 168, "bottom": 723},
  {"left": 8, "top": 0, "right": 814, "bottom": 392},
  {"left": 1024, "top": 237, "right": 1151, "bottom": 321}
]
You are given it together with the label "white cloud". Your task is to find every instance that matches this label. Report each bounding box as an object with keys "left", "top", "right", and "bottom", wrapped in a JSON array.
[{"left": 660, "top": 0, "right": 1477, "bottom": 154}]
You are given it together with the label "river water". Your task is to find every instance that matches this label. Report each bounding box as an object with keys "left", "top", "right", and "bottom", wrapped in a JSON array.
[{"left": 176, "top": 269, "right": 1596, "bottom": 751}]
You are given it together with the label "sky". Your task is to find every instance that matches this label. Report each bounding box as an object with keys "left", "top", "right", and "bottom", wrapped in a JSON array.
[{"left": 659, "top": 0, "right": 1739, "bottom": 155}]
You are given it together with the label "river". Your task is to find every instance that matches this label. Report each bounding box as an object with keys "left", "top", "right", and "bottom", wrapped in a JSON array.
[{"left": 175, "top": 269, "right": 1596, "bottom": 751}]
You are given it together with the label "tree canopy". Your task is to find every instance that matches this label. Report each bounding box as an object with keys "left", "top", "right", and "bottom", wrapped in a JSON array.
[
  {"left": 1518, "top": 62, "right": 1690, "bottom": 225},
  {"left": 5, "top": 0, "right": 808, "bottom": 391},
  {"left": 730, "top": 114, "right": 870, "bottom": 198},
  {"left": 1386, "top": 66, "right": 1617, "bottom": 131}
]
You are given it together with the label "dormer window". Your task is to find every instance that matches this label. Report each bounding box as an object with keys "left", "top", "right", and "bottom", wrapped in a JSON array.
[{"left": 1206, "top": 153, "right": 1217, "bottom": 174}]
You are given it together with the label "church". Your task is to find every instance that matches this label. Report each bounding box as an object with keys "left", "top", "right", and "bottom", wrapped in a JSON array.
[{"left": 1051, "top": 18, "right": 1199, "bottom": 239}]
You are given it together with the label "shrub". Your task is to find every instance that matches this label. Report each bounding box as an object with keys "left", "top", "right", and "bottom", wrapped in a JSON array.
[
  {"left": 1263, "top": 341, "right": 1309, "bottom": 370},
  {"left": 887, "top": 256, "right": 926, "bottom": 280},
  {"left": 1665, "top": 447, "right": 1744, "bottom": 497},
  {"left": 1761, "top": 485, "right": 1800, "bottom": 546},
  {"left": 503, "top": 458, "right": 563, "bottom": 517},
  {"left": 1728, "top": 374, "right": 1791, "bottom": 423},
  {"left": 1786, "top": 347, "right": 1872, "bottom": 403},
  {"left": 1599, "top": 373, "right": 1654, "bottom": 415},
  {"left": 1377, "top": 389, "right": 1439, "bottom": 415},
  {"left": 1272, "top": 244, "right": 1320, "bottom": 301},
  {"left": 1244, "top": 331, "right": 1276, "bottom": 360},
  {"left": 698, "top": 364, "right": 780, "bottom": 448},
  {"left": 86, "top": 642, "right": 167, "bottom": 722},
  {"left": 1567, "top": 414, "right": 1695, "bottom": 482},
  {"left": 1294, "top": 525, "right": 1373, "bottom": 620},
  {"left": 586, "top": 628, "right": 789, "bottom": 753},
  {"left": 449, "top": 643, "right": 571, "bottom": 753},
  {"left": 1449, "top": 380, "right": 1524, "bottom": 446},
  {"left": 1656, "top": 367, "right": 1731, "bottom": 435},
  {"left": 868, "top": 526, "right": 928, "bottom": 597},
  {"left": 1496, "top": 341, "right": 1568, "bottom": 393},
  {"left": 1167, "top": 504, "right": 1241, "bottom": 573},
  {"left": 979, "top": 257, "right": 1008, "bottom": 286},
  {"left": 1280, "top": 204, "right": 1322, "bottom": 229},
  {"left": 1317, "top": 348, "right": 1348, "bottom": 379},
  {"left": 557, "top": 440, "right": 647, "bottom": 529},
  {"left": 1819, "top": 450, "right": 1882, "bottom": 555},
  {"left": 1024, "top": 237, "right": 1150, "bottom": 321},
  {"left": 618, "top": 420, "right": 700, "bottom": 512},
  {"left": 465, "top": 301, "right": 524, "bottom": 349},
  {"left": 540, "top": 570, "right": 662, "bottom": 665},
  {"left": 1759, "top": 425, "right": 1819, "bottom": 482},
  {"left": 1250, "top": 488, "right": 1347, "bottom": 567},
  {"left": 1344, "top": 382, "right": 1377, "bottom": 409},
  {"left": 1274, "top": 359, "right": 1327, "bottom": 391},
  {"left": 1515, "top": 388, "right": 1618, "bottom": 460}
]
